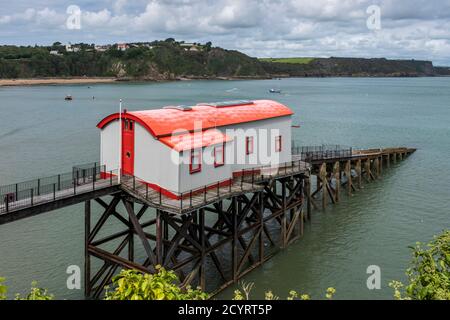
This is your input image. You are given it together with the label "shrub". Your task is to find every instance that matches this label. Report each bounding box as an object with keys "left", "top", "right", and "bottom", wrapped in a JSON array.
[
  {"left": 390, "top": 230, "right": 450, "bottom": 300},
  {"left": 105, "top": 266, "right": 208, "bottom": 300}
]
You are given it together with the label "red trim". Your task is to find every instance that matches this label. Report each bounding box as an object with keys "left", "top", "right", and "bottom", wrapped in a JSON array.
[
  {"left": 190, "top": 149, "right": 202, "bottom": 174},
  {"left": 122, "top": 119, "right": 135, "bottom": 175},
  {"left": 246, "top": 136, "right": 254, "bottom": 155},
  {"left": 214, "top": 143, "right": 225, "bottom": 167},
  {"left": 97, "top": 100, "right": 294, "bottom": 139},
  {"left": 97, "top": 113, "right": 158, "bottom": 137},
  {"left": 146, "top": 179, "right": 232, "bottom": 200},
  {"left": 100, "top": 171, "right": 115, "bottom": 179},
  {"left": 275, "top": 135, "right": 282, "bottom": 152}
]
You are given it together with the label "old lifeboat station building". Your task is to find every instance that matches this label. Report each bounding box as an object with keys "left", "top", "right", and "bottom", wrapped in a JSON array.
[{"left": 97, "top": 100, "right": 294, "bottom": 199}]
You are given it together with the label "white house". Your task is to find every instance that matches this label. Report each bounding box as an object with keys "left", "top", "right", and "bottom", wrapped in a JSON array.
[
  {"left": 97, "top": 100, "right": 294, "bottom": 199},
  {"left": 117, "top": 43, "right": 129, "bottom": 51}
]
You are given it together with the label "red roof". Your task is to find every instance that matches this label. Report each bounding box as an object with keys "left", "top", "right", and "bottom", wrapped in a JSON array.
[
  {"left": 97, "top": 100, "right": 293, "bottom": 138},
  {"left": 159, "top": 129, "right": 232, "bottom": 152}
]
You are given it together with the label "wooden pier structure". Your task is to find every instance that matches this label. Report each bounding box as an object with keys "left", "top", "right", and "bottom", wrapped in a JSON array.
[{"left": 0, "top": 146, "right": 416, "bottom": 298}]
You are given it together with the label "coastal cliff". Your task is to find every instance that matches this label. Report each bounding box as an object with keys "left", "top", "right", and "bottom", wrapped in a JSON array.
[{"left": 0, "top": 40, "right": 448, "bottom": 82}]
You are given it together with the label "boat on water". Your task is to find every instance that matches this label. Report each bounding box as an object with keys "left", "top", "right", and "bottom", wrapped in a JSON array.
[
  {"left": 65, "top": 95, "right": 73, "bottom": 101},
  {"left": 269, "top": 89, "right": 282, "bottom": 94}
]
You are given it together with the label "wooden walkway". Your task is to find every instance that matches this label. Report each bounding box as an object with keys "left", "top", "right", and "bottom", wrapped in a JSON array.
[
  {"left": 121, "top": 160, "right": 310, "bottom": 214},
  {"left": 0, "top": 146, "right": 415, "bottom": 223},
  {"left": 0, "top": 176, "right": 120, "bottom": 224}
]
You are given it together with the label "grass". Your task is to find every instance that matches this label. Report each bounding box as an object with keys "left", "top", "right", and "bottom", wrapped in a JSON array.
[{"left": 259, "top": 57, "right": 316, "bottom": 64}]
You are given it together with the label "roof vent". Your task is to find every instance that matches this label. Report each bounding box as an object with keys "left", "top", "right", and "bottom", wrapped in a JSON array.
[
  {"left": 197, "top": 100, "right": 254, "bottom": 108},
  {"left": 163, "top": 105, "right": 193, "bottom": 111}
]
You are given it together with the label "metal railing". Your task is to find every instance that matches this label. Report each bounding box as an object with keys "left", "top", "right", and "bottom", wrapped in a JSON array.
[
  {"left": 121, "top": 159, "right": 309, "bottom": 212},
  {"left": 0, "top": 164, "right": 118, "bottom": 214},
  {"left": 292, "top": 144, "right": 353, "bottom": 162}
]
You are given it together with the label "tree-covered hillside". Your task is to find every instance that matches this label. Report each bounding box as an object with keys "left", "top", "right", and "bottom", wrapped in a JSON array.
[
  {"left": 0, "top": 39, "right": 448, "bottom": 79},
  {"left": 0, "top": 40, "right": 268, "bottom": 79}
]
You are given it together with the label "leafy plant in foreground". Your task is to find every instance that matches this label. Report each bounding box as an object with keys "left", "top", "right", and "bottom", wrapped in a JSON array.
[
  {"left": 105, "top": 266, "right": 208, "bottom": 300},
  {"left": 390, "top": 230, "right": 450, "bottom": 300},
  {"left": 232, "top": 281, "right": 336, "bottom": 300}
]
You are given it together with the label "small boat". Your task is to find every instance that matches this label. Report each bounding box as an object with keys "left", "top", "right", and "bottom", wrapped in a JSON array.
[
  {"left": 269, "top": 89, "right": 282, "bottom": 94},
  {"left": 65, "top": 95, "right": 73, "bottom": 101}
]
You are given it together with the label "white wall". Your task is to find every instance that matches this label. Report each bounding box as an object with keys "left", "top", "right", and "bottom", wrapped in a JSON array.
[
  {"left": 100, "top": 120, "right": 120, "bottom": 172},
  {"left": 101, "top": 116, "right": 292, "bottom": 195},
  {"left": 134, "top": 123, "right": 180, "bottom": 193},
  {"left": 220, "top": 116, "right": 292, "bottom": 172},
  {"left": 178, "top": 143, "right": 233, "bottom": 193}
]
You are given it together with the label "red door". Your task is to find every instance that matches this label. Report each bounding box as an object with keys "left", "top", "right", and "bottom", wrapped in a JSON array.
[{"left": 122, "top": 119, "right": 135, "bottom": 176}]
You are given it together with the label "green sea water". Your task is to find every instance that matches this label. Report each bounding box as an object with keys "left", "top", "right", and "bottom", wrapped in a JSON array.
[{"left": 0, "top": 77, "right": 449, "bottom": 299}]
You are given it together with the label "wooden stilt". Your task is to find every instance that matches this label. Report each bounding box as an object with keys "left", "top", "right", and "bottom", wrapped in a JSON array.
[
  {"left": 333, "top": 162, "right": 340, "bottom": 202},
  {"left": 345, "top": 160, "right": 352, "bottom": 196},
  {"left": 84, "top": 200, "right": 91, "bottom": 298},
  {"left": 356, "top": 159, "right": 362, "bottom": 189},
  {"left": 320, "top": 163, "right": 327, "bottom": 210}
]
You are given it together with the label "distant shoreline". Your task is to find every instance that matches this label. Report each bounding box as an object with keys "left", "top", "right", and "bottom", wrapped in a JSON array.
[
  {"left": 1, "top": 74, "right": 448, "bottom": 87},
  {"left": 0, "top": 76, "right": 272, "bottom": 87},
  {"left": 0, "top": 77, "right": 118, "bottom": 87}
]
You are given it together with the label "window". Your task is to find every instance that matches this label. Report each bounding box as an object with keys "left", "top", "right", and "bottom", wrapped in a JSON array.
[
  {"left": 129, "top": 121, "right": 133, "bottom": 131},
  {"left": 246, "top": 136, "right": 254, "bottom": 155},
  {"left": 190, "top": 149, "right": 202, "bottom": 174},
  {"left": 275, "top": 135, "right": 282, "bottom": 152},
  {"left": 214, "top": 144, "right": 225, "bottom": 167}
]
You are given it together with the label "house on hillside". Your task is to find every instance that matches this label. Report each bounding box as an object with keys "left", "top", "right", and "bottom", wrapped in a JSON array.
[
  {"left": 117, "top": 43, "right": 129, "bottom": 51},
  {"left": 97, "top": 100, "right": 294, "bottom": 198},
  {"left": 95, "top": 45, "right": 110, "bottom": 52},
  {"left": 180, "top": 43, "right": 201, "bottom": 52},
  {"left": 65, "top": 44, "right": 80, "bottom": 53}
]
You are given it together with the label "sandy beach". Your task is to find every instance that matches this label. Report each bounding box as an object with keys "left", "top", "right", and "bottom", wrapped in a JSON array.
[{"left": 0, "top": 77, "right": 118, "bottom": 87}]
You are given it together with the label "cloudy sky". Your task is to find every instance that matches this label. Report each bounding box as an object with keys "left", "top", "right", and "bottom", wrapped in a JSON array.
[{"left": 1, "top": 0, "right": 450, "bottom": 65}]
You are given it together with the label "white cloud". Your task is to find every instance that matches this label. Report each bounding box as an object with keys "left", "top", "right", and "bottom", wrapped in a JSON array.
[{"left": 0, "top": 0, "right": 450, "bottom": 64}]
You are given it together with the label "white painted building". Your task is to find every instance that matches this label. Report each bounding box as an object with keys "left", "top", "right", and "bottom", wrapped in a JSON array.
[{"left": 97, "top": 100, "right": 294, "bottom": 198}]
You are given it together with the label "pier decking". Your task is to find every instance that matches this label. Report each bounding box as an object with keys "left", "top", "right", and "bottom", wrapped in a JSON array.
[{"left": 0, "top": 146, "right": 416, "bottom": 298}]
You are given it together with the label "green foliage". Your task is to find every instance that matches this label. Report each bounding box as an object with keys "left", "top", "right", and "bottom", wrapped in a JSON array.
[
  {"left": 105, "top": 267, "right": 209, "bottom": 300},
  {"left": 14, "top": 281, "right": 54, "bottom": 300},
  {"left": 0, "top": 41, "right": 265, "bottom": 79},
  {"left": 390, "top": 230, "right": 450, "bottom": 300},
  {"left": 0, "top": 277, "right": 7, "bottom": 300},
  {"left": 232, "top": 281, "right": 336, "bottom": 300}
]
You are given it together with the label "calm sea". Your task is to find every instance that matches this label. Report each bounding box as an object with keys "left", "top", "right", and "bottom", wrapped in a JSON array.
[{"left": 0, "top": 77, "right": 449, "bottom": 299}]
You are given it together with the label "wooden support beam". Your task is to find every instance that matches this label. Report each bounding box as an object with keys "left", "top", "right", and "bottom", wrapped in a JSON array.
[
  {"left": 305, "top": 176, "right": 312, "bottom": 220},
  {"left": 89, "top": 195, "right": 121, "bottom": 243},
  {"left": 374, "top": 158, "right": 380, "bottom": 179},
  {"left": 320, "top": 163, "right": 327, "bottom": 210},
  {"left": 333, "top": 162, "right": 340, "bottom": 202},
  {"left": 84, "top": 200, "right": 91, "bottom": 297},
  {"left": 156, "top": 210, "right": 163, "bottom": 265},
  {"left": 198, "top": 209, "right": 206, "bottom": 291},
  {"left": 356, "top": 159, "right": 362, "bottom": 189},
  {"left": 345, "top": 160, "right": 352, "bottom": 196},
  {"left": 259, "top": 191, "right": 264, "bottom": 263},
  {"left": 123, "top": 199, "right": 157, "bottom": 269},
  {"left": 281, "top": 180, "right": 287, "bottom": 247},
  {"left": 231, "top": 197, "right": 238, "bottom": 282}
]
